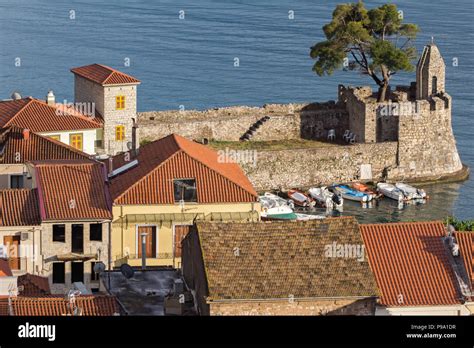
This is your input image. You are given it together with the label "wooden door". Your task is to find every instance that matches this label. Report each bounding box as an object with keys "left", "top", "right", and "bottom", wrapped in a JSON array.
[
  {"left": 137, "top": 226, "right": 156, "bottom": 258},
  {"left": 3, "top": 236, "right": 20, "bottom": 270},
  {"left": 174, "top": 225, "right": 191, "bottom": 258}
]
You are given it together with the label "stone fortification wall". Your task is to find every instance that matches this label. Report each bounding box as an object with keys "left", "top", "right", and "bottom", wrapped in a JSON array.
[
  {"left": 238, "top": 142, "right": 398, "bottom": 191},
  {"left": 138, "top": 103, "right": 348, "bottom": 142}
]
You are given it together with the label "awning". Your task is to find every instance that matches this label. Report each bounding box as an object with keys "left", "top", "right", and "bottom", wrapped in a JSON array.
[
  {"left": 112, "top": 211, "right": 259, "bottom": 227},
  {"left": 56, "top": 253, "right": 97, "bottom": 261}
]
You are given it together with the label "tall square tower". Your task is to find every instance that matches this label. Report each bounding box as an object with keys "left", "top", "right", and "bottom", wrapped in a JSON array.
[{"left": 71, "top": 64, "right": 141, "bottom": 156}]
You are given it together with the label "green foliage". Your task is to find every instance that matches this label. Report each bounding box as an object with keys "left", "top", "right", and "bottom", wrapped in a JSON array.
[
  {"left": 310, "top": 1, "right": 420, "bottom": 99},
  {"left": 445, "top": 216, "right": 474, "bottom": 231}
]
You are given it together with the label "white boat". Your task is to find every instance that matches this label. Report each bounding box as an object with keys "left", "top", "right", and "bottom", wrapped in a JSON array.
[
  {"left": 308, "top": 187, "right": 344, "bottom": 210},
  {"left": 261, "top": 205, "right": 297, "bottom": 220},
  {"left": 260, "top": 192, "right": 294, "bottom": 209},
  {"left": 395, "top": 183, "right": 427, "bottom": 200},
  {"left": 259, "top": 193, "right": 297, "bottom": 220},
  {"left": 377, "top": 183, "right": 405, "bottom": 201}
]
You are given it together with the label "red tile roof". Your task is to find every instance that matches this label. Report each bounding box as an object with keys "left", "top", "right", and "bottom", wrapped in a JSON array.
[
  {"left": 0, "top": 259, "right": 13, "bottom": 277},
  {"left": 0, "top": 295, "right": 120, "bottom": 316},
  {"left": 0, "top": 189, "right": 41, "bottom": 226},
  {"left": 17, "top": 274, "right": 50, "bottom": 296},
  {"left": 0, "top": 126, "right": 92, "bottom": 164},
  {"left": 0, "top": 97, "right": 102, "bottom": 132},
  {"left": 71, "top": 64, "right": 141, "bottom": 85},
  {"left": 456, "top": 232, "right": 473, "bottom": 290},
  {"left": 33, "top": 161, "right": 112, "bottom": 221},
  {"left": 360, "top": 221, "right": 463, "bottom": 307},
  {"left": 110, "top": 134, "right": 257, "bottom": 205}
]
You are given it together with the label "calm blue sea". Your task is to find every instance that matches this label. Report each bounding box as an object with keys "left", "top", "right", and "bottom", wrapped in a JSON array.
[{"left": 0, "top": 0, "right": 472, "bottom": 221}]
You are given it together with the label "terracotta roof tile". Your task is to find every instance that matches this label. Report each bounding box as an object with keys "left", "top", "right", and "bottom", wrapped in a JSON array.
[
  {"left": 0, "top": 295, "right": 120, "bottom": 316},
  {"left": 0, "top": 97, "right": 102, "bottom": 132},
  {"left": 360, "top": 221, "right": 463, "bottom": 306},
  {"left": 33, "top": 161, "right": 112, "bottom": 221},
  {"left": 0, "top": 189, "right": 41, "bottom": 226},
  {"left": 110, "top": 134, "right": 257, "bottom": 205},
  {"left": 0, "top": 126, "right": 93, "bottom": 164},
  {"left": 455, "top": 232, "right": 473, "bottom": 290},
  {"left": 17, "top": 274, "right": 50, "bottom": 296},
  {"left": 190, "top": 217, "right": 378, "bottom": 300},
  {"left": 71, "top": 64, "right": 140, "bottom": 85}
]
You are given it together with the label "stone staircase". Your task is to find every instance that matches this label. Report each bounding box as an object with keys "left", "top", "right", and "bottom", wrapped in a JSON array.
[{"left": 239, "top": 116, "right": 270, "bottom": 141}]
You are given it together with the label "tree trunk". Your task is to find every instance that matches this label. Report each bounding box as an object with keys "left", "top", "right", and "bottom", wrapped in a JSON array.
[
  {"left": 377, "top": 65, "right": 391, "bottom": 102},
  {"left": 377, "top": 82, "right": 389, "bottom": 102}
]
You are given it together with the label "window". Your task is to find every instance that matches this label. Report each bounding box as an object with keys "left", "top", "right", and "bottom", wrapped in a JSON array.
[
  {"left": 52, "top": 262, "right": 65, "bottom": 284},
  {"left": 69, "top": 133, "right": 83, "bottom": 151},
  {"left": 90, "top": 223, "right": 102, "bottom": 241},
  {"left": 116, "top": 95, "right": 125, "bottom": 110},
  {"left": 52, "top": 224, "right": 66, "bottom": 242},
  {"left": 48, "top": 135, "right": 60, "bottom": 141},
  {"left": 115, "top": 125, "right": 125, "bottom": 141},
  {"left": 432, "top": 76, "right": 438, "bottom": 95},
  {"left": 71, "top": 224, "right": 84, "bottom": 253},
  {"left": 71, "top": 262, "right": 84, "bottom": 283},
  {"left": 173, "top": 179, "right": 197, "bottom": 203},
  {"left": 10, "top": 175, "right": 24, "bottom": 189}
]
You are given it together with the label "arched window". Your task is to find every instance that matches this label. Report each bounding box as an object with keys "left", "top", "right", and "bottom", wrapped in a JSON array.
[{"left": 432, "top": 76, "right": 438, "bottom": 95}]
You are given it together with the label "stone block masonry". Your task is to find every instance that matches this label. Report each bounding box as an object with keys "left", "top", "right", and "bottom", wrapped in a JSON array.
[
  {"left": 240, "top": 142, "right": 398, "bottom": 191},
  {"left": 138, "top": 102, "right": 348, "bottom": 142}
]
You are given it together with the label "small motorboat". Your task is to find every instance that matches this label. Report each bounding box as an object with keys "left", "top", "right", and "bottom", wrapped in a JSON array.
[
  {"left": 351, "top": 183, "right": 379, "bottom": 199},
  {"left": 377, "top": 182, "right": 405, "bottom": 201},
  {"left": 288, "top": 189, "right": 315, "bottom": 207},
  {"left": 395, "top": 183, "right": 427, "bottom": 200},
  {"left": 260, "top": 192, "right": 295, "bottom": 209},
  {"left": 330, "top": 184, "right": 373, "bottom": 202},
  {"left": 261, "top": 205, "right": 297, "bottom": 220},
  {"left": 308, "top": 187, "right": 344, "bottom": 210},
  {"left": 260, "top": 192, "right": 297, "bottom": 220}
]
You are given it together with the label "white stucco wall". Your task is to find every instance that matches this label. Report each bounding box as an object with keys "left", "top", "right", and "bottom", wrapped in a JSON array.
[{"left": 39, "top": 129, "right": 97, "bottom": 155}]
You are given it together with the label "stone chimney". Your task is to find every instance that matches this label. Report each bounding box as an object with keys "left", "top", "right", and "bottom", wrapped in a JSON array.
[{"left": 46, "top": 90, "right": 55, "bottom": 106}]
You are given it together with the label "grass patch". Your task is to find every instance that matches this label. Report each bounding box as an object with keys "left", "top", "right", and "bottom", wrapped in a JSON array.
[{"left": 208, "top": 139, "right": 337, "bottom": 151}]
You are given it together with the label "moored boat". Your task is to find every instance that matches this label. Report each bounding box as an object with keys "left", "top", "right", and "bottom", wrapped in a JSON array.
[
  {"left": 351, "top": 182, "right": 379, "bottom": 199},
  {"left": 261, "top": 205, "right": 297, "bottom": 220},
  {"left": 395, "top": 183, "right": 427, "bottom": 200},
  {"left": 308, "top": 186, "right": 344, "bottom": 210},
  {"left": 288, "top": 189, "right": 314, "bottom": 207},
  {"left": 377, "top": 182, "right": 405, "bottom": 201},
  {"left": 330, "top": 184, "right": 373, "bottom": 202}
]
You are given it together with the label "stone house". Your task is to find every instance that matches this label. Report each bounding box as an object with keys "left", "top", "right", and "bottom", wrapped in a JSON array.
[
  {"left": 182, "top": 217, "right": 379, "bottom": 315},
  {"left": 0, "top": 125, "right": 93, "bottom": 189},
  {"left": 0, "top": 63, "right": 140, "bottom": 157},
  {"left": 0, "top": 160, "right": 112, "bottom": 294},
  {"left": 71, "top": 64, "right": 141, "bottom": 156},
  {"left": 108, "top": 133, "right": 260, "bottom": 269},
  {"left": 360, "top": 221, "right": 472, "bottom": 315}
]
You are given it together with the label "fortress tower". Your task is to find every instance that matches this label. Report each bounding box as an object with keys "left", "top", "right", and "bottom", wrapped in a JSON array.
[
  {"left": 71, "top": 64, "right": 141, "bottom": 156},
  {"left": 416, "top": 42, "right": 446, "bottom": 100}
]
